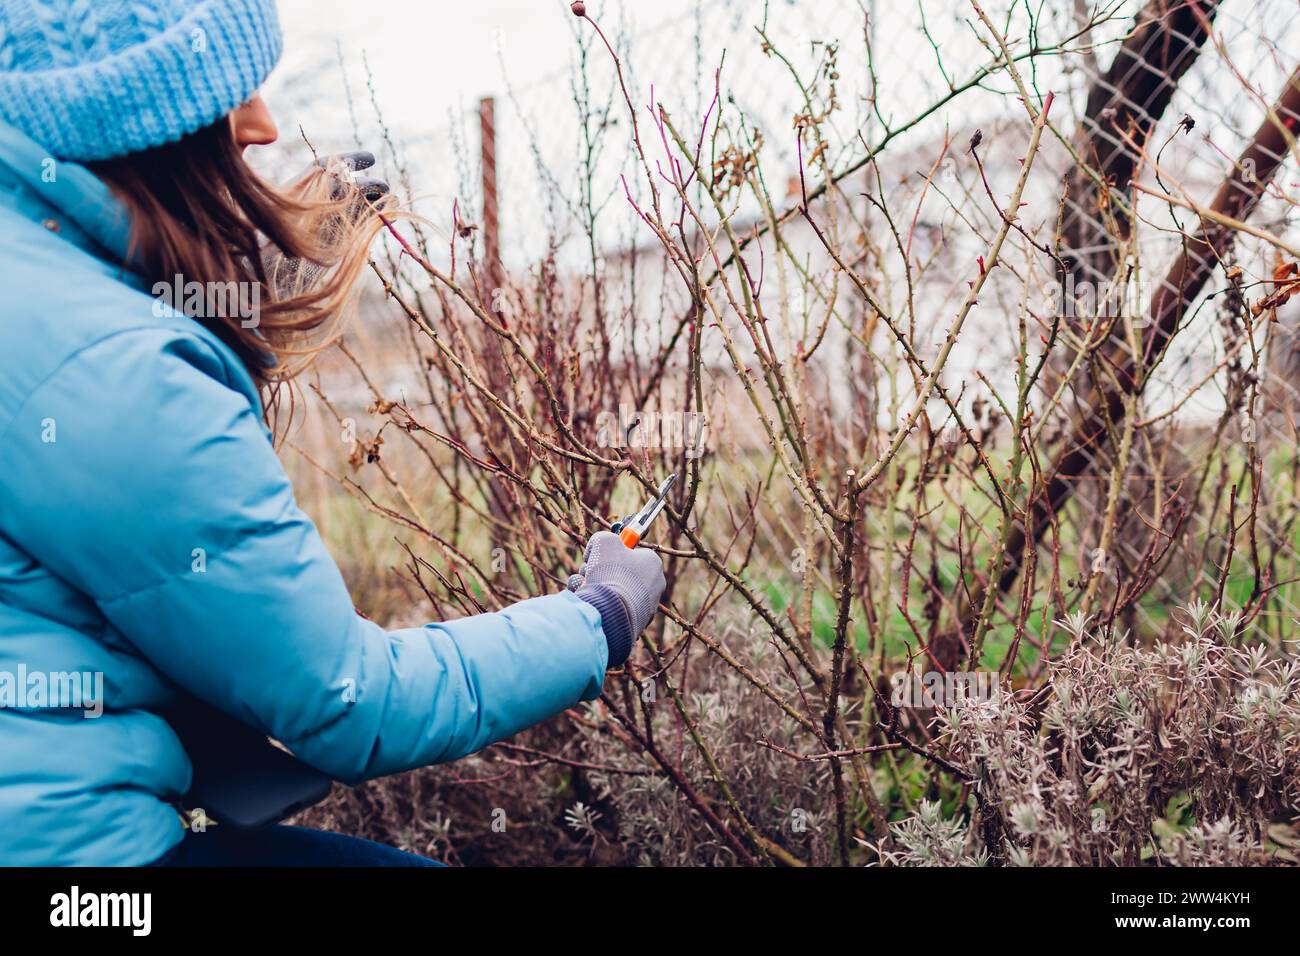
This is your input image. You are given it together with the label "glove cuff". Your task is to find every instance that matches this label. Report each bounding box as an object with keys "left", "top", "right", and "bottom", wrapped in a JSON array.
[{"left": 576, "top": 584, "right": 635, "bottom": 668}]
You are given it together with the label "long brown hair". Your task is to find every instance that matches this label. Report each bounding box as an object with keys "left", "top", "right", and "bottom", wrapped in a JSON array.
[{"left": 90, "top": 119, "right": 393, "bottom": 423}]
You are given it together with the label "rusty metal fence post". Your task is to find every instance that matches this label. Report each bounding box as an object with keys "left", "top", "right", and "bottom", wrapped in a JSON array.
[{"left": 479, "top": 95, "right": 502, "bottom": 294}]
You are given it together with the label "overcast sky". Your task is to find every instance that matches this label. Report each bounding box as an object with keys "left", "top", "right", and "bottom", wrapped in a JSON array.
[
  {"left": 266, "top": 0, "right": 696, "bottom": 144},
  {"left": 253, "top": 0, "right": 1295, "bottom": 271}
]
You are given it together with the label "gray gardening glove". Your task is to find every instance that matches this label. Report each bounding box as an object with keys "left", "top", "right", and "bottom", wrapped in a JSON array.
[
  {"left": 568, "top": 531, "right": 666, "bottom": 666},
  {"left": 317, "top": 149, "right": 390, "bottom": 204},
  {"left": 262, "top": 150, "right": 391, "bottom": 296}
]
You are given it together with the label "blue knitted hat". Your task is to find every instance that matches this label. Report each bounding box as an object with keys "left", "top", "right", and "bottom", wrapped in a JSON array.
[{"left": 0, "top": 0, "right": 282, "bottom": 161}]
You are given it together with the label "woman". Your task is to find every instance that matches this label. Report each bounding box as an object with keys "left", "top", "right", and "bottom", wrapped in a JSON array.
[{"left": 0, "top": 0, "right": 665, "bottom": 865}]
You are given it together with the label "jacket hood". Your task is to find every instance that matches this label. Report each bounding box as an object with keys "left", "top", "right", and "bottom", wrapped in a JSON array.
[{"left": 0, "top": 119, "right": 134, "bottom": 270}]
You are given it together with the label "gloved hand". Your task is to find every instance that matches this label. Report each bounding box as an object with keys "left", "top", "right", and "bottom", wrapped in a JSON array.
[
  {"left": 262, "top": 150, "right": 391, "bottom": 298},
  {"left": 568, "top": 531, "right": 666, "bottom": 667},
  {"left": 316, "top": 150, "right": 391, "bottom": 204}
]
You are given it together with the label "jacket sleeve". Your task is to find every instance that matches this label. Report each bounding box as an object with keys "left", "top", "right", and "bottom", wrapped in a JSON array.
[{"left": 0, "top": 329, "right": 608, "bottom": 783}]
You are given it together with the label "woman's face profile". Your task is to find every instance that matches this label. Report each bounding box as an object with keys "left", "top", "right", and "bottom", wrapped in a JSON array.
[{"left": 230, "top": 95, "right": 278, "bottom": 151}]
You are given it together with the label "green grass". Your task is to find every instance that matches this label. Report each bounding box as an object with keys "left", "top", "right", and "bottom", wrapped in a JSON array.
[{"left": 286, "top": 419, "right": 1300, "bottom": 664}]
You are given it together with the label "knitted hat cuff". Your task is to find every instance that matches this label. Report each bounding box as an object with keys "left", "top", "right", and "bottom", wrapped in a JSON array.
[{"left": 0, "top": 0, "right": 282, "bottom": 161}]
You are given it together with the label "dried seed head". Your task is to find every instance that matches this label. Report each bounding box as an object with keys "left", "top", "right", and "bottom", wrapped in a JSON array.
[{"left": 571, "top": 1, "right": 586, "bottom": 16}]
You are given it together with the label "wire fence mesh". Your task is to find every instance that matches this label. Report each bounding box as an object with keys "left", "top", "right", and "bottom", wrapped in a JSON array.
[
  {"left": 279, "top": 0, "right": 1300, "bottom": 864},
  {"left": 337, "top": 0, "right": 1300, "bottom": 649}
]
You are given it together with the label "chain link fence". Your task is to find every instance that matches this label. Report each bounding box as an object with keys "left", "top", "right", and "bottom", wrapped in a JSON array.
[
  {"left": 441, "top": 0, "right": 1300, "bottom": 646},
  {"left": 277, "top": 0, "right": 1300, "bottom": 864},
  {"left": 299, "top": 0, "right": 1300, "bottom": 654}
]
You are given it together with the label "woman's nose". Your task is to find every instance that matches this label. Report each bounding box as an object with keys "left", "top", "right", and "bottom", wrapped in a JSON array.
[{"left": 230, "top": 94, "right": 279, "bottom": 149}]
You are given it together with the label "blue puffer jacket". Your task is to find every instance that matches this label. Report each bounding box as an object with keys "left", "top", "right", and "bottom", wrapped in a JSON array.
[{"left": 0, "top": 121, "right": 609, "bottom": 866}]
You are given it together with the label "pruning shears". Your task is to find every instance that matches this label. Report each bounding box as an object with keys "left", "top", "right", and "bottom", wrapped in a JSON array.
[{"left": 612, "top": 473, "right": 676, "bottom": 548}]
